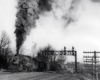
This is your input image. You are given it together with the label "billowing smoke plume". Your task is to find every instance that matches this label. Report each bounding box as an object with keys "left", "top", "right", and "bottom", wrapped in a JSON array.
[
  {"left": 15, "top": 0, "right": 100, "bottom": 62},
  {"left": 15, "top": 0, "right": 53, "bottom": 54},
  {"left": 22, "top": 0, "right": 81, "bottom": 55}
]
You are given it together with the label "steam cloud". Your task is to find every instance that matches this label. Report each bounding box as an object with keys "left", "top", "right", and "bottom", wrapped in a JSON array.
[
  {"left": 22, "top": 0, "right": 80, "bottom": 56},
  {"left": 15, "top": 0, "right": 100, "bottom": 61}
]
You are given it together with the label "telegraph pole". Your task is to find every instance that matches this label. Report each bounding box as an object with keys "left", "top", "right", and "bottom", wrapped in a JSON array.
[{"left": 83, "top": 51, "right": 100, "bottom": 80}]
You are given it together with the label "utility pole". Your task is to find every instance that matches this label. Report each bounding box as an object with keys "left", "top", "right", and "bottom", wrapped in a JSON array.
[{"left": 83, "top": 51, "right": 100, "bottom": 80}]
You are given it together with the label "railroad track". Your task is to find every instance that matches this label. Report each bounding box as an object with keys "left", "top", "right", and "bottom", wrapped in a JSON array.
[
  {"left": 21, "top": 72, "right": 61, "bottom": 80},
  {"left": 0, "top": 71, "right": 80, "bottom": 80}
]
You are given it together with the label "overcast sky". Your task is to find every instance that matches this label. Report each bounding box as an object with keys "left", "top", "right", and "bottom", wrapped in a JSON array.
[
  {"left": 0, "top": 0, "right": 100, "bottom": 62},
  {"left": 0, "top": 0, "right": 17, "bottom": 52}
]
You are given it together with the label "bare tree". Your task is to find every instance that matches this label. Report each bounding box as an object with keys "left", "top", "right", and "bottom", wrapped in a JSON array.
[
  {"left": 0, "top": 31, "right": 12, "bottom": 69},
  {"left": 0, "top": 31, "right": 11, "bottom": 55},
  {"left": 0, "top": 31, "right": 10, "bottom": 47},
  {"left": 31, "top": 43, "right": 37, "bottom": 57}
]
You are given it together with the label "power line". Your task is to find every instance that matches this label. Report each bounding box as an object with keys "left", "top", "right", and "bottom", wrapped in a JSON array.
[{"left": 83, "top": 51, "right": 100, "bottom": 80}]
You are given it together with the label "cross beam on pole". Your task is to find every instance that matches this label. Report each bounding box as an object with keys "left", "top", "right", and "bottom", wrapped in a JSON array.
[
  {"left": 83, "top": 51, "right": 100, "bottom": 53},
  {"left": 83, "top": 56, "right": 100, "bottom": 58},
  {"left": 83, "top": 51, "right": 100, "bottom": 80}
]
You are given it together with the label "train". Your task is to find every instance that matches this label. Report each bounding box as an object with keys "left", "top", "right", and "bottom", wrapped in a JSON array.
[{"left": 5, "top": 54, "right": 47, "bottom": 72}]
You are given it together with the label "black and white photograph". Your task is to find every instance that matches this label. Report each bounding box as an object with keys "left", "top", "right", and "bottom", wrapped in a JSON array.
[{"left": 0, "top": 0, "right": 100, "bottom": 80}]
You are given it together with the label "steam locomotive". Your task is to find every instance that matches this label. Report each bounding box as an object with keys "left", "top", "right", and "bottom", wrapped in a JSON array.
[{"left": 5, "top": 54, "right": 47, "bottom": 72}]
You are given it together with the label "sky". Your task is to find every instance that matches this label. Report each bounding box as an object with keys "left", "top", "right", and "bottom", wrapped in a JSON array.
[
  {"left": 0, "top": 0, "right": 17, "bottom": 52},
  {"left": 0, "top": 0, "right": 100, "bottom": 62}
]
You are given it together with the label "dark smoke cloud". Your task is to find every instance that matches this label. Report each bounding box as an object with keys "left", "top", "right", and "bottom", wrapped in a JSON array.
[
  {"left": 91, "top": 0, "right": 100, "bottom": 2},
  {"left": 15, "top": 0, "right": 53, "bottom": 54},
  {"left": 61, "top": 0, "right": 80, "bottom": 26},
  {"left": 67, "top": 0, "right": 80, "bottom": 24},
  {"left": 38, "top": 0, "right": 53, "bottom": 12}
]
